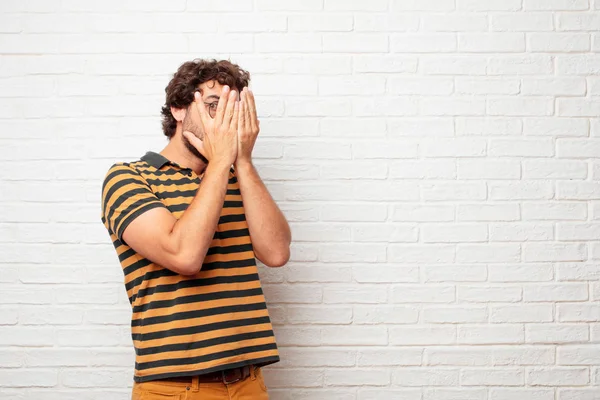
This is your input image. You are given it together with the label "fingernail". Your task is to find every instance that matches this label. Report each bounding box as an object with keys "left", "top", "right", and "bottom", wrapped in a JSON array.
[{"left": 223, "top": 85, "right": 230, "bottom": 92}]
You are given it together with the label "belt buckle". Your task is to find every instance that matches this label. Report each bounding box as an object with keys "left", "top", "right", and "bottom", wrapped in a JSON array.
[{"left": 222, "top": 368, "right": 241, "bottom": 385}]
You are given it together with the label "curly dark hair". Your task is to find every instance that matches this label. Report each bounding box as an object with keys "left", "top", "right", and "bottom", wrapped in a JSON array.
[{"left": 161, "top": 59, "right": 251, "bottom": 139}]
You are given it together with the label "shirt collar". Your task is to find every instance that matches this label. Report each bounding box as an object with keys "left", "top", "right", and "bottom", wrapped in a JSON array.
[{"left": 140, "top": 151, "right": 171, "bottom": 169}]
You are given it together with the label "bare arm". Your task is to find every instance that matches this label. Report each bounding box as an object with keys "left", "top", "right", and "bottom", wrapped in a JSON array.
[
  {"left": 121, "top": 86, "right": 240, "bottom": 275},
  {"left": 234, "top": 88, "right": 291, "bottom": 267},
  {"left": 235, "top": 160, "right": 291, "bottom": 267},
  {"left": 122, "top": 162, "right": 232, "bottom": 275}
]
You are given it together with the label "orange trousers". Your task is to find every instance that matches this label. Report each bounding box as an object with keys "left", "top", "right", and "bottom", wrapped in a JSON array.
[{"left": 131, "top": 366, "right": 269, "bottom": 400}]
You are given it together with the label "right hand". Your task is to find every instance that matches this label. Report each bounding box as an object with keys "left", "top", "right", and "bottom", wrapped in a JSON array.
[{"left": 183, "top": 85, "right": 239, "bottom": 167}]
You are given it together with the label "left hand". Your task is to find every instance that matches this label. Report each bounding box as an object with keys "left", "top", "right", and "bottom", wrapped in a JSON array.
[{"left": 236, "top": 87, "right": 260, "bottom": 166}]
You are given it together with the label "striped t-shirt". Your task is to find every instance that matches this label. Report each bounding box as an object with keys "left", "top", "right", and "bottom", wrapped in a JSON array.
[{"left": 100, "top": 151, "right": 280, "bottom": 382}]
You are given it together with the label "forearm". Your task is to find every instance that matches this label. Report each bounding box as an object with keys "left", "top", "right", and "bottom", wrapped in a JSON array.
[
  {"left": 170, "top": 162, "right": 231, "bottom": 272},
  {"left": 235, "top": 160, "right": 291, "bottom": 267}
]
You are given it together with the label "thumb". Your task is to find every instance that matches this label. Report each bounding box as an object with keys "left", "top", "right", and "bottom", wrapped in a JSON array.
[{"left": 183, "top": 131, "right": 208, "bottom": 159}]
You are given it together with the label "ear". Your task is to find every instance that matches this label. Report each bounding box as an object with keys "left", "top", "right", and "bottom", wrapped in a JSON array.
[{"left": 170, "top": 106, "right": 186, "bottom": 122}]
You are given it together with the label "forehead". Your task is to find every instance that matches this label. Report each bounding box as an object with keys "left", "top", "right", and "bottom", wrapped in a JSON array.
[{"left": 198, "top": 80, "right": 224, "bottom": 96}]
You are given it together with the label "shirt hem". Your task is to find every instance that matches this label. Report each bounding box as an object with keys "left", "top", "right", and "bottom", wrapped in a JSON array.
[{"left": 133, "top": 355, "right": 280, "bottom": 383}]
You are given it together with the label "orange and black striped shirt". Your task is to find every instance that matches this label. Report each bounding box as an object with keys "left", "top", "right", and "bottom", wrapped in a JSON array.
[{"left": 100, "top": 151, "right": 279, "bottom": 383}]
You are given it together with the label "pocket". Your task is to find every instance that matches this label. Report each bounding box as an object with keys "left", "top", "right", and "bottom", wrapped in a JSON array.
[
  {"left": 255, "top": 367, "right": 268, "bottom": 392},
  {"left": 140, "top": 391, "right": 184, "bottom": 400},
  {"left": 135, "top": 382, "right": 187, "bottom": 400}
]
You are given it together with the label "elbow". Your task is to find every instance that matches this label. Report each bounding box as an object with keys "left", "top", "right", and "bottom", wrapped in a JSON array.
[
  {"left": 172, "top": 254, "right": 203, "bottom": 276},
  {"left": 264, "top": 248, "right": 290, "bottom": 268}
]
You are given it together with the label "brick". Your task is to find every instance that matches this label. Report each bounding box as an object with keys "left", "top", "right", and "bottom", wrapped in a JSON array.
[
  {"left": 421, "top": 14, "right": 488, "bottom": 31},
  {"left": 558, "top": 13, "right": 600, "bottom": 30},
  {"left": 288, "top": 14, "right": 352, "bottom": 32},
  {"left": 557, "top": 55, "right": 600, "bottom": 75},
  {"left": 524, "top": 0, "right": 589, "bottom": 10},
  {"left": 354, "top": 13, "right": 420, "bottom": 32},
  {"left": 420, "top": 55, "right": 488, "bottom": 75},
  {"left": 388, "top": 77, "right": 454, "bottom": 95},
  {"left": 323, "top": 34, "right": 388, "bottom": 53},
  {"left": 557, "top": 304, "right": 600, "bottom": 322},
  {"left": 324, "top": 0, "right": 388, "bottom": 11},
  {"left": 461, "top": 368, "right": 524, "bottom": 386},
  {"left": 391, "top": 285, "right": 455, "bottom": 303},
  {"left": 522, "top": 78, "right": 586, "bottom": 96},
  {"left": 527, "top": 367, "right": 589, "bottom": 386},
  {"left": 426, "top": 347, "right": 492, "bottom": 366},
  {"left": 488, "top": 98, "right": 554, "bottom": 117},
  {"left": 458, "top": 325, "right": 524, "bottom": 344},
  {"left": 491, "top": 304, "right": 553, "bottom": 322},
  {"left": 559, "top": 389, "right": 600, "bottom": 400},
  {"left": 421, "top": 138, "right": 486, "bottom": 156},
  {"left": 390, "top": 160, "right": 456, "bottom": 179},
  {"left": 392, "top": 368, "right": 459, "bottom": 386},
  {"left": 255, "top": 0, "right": 322, "bottom": 10},
  {"left": 321, "top": 326, "right": 387, "bottom": 345},
  {"left": 458, "top": 0, "right": 523, "bottom": 10},
  {"left": 456, "top": 118, "right": 523, "bottom": 136},
  {"left": 458, "top": 160, "right": 520, "bottom": 179},
  {"left": 424, "top": 265, "right": 487, "bottom": 283},
  {"left": 558, "top": 345, "right": 600, "bottom": 365},
  {"left": 283, "top": 55, "right": 352, "bottom": 74},
  {"left": 524, "top": 118, "right": 589, "bottom": 137},
  {"left": 423, "top": 306, "right": 488, "bottom": 323},
  {"left": 489, "top": 181, "right": 554, "bottom": 200},
  {"left": 489, "top": 138, "right": 554, "bottom": 157},
  {"left": 391, "top": 0, "right": 455, "bottom": 11},
  {"left": 557, "top": 262, "right": 600, "bottom": 281},
  {"left": 421, "top": 98, "right": 486, "bottom": 116},
  {"left": 354, "top": 305, "right": 419, "bottom": 324},
  {"left": 457, "top": 243, "right": 521, "bottom": 263},
  {"left": 488, "top": 55, "right": 554, "bottom": 75},
  {"left": 390, "top": 326, "right": 457, "bottom": 345},
  {"left": 421, "top": 224, "right": 488, "bottom": 243},
  {"left": 456, "top": 78, "right": 520, "bottom": 95},
  {"left": 459, "top": 33, "right": 525, "bottom": 52},
  {"left": 529, "top": 33, "right": 591, "bottom": 52},
  {"left": 358, "top": 348, "right": 422, "bottom": 366},
  {"left": 256, "top": 33, "right": 321, "bottom": 53},
  {"left": 320, "top": 76, "right": 386, "bottom": 95},
  {"left": 325, "top": 368, "right": 390, "bottom": 386},
  {"left": 353, "top": 55, "right": 417, "bottom": 73},
  {"left": 490, "top": 388, "right": 555, "bottom": 400},
  {"left": 557, "top": 182, "right": 600, "bottom": 200},
  {"left": 458, "top": 285, "right": 522, "bottom": 302},
  {"left": 492, "top": 13, "right": 554, "bottom": 31},
  {"left": 489, "top": 223, "right": 554, "bottom": 242},
  {"left": 488, "top": 264, "right": 554, "bottom": 282},
  {"left": 391, "top": 33, "right": 457, "bottom": 53},
  {"left": 557, "top": 139, "right": 600, "bottom": 158}
]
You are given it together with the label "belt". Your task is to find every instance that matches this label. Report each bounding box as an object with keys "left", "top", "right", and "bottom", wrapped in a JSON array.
[{"left": 160, "top": 365, "right": 253, "bottom": 385}]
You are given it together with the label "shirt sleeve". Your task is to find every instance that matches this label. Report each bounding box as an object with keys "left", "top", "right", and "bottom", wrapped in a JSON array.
[{"left": 101, "top": 164, "right": 167, "bottom": 242}]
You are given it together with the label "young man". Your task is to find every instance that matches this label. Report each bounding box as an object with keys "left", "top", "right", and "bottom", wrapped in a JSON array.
[{"left": 101, "top": 59, "right": 291, "bottom": 399}]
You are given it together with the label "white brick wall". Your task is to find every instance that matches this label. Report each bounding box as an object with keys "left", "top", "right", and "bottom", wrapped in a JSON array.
[{"left": 0, "top": 0, "right": 599, "bottom": 399}]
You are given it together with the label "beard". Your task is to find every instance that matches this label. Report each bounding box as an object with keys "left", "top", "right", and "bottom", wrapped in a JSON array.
[{"left": 182, "top": 112, "right": 209, "bottom": 165}]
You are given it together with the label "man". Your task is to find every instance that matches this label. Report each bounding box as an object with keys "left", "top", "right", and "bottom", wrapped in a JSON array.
[{"left": 101, "top": 59, "right": 291, "bottom": 399}]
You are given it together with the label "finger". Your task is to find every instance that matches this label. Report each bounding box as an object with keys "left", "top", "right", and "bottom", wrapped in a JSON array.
[
  {"left": 238, "top": 98, "right": 247, "bottom": 133},
  {"left": 222, "top": 89, "right": 237, "bottom": 129},
  {"left": 230, "top": 100, "right": 240, "bottom": 131},
  {"left": 194, "top": 91, "right": 210, "bottom": 128},
  {"left": 215, "top": 85, "right": 230, "bottom": 127},
  {"left": 182, "top": 131, "right": 208, "bottom": 159},
  {"left": 247, "top": 89, "right": 259, "bottom": 132},
  {"left": 243, "top": 90, "right": 252, "bottom": 128}
]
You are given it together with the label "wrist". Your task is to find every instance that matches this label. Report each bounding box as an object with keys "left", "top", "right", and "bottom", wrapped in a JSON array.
[
  {"left": 234, "top": 157, "right": 253, "bottom": 169},
  {"left": 207, "top": 160, "right": 232, "bottom": 175}
]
